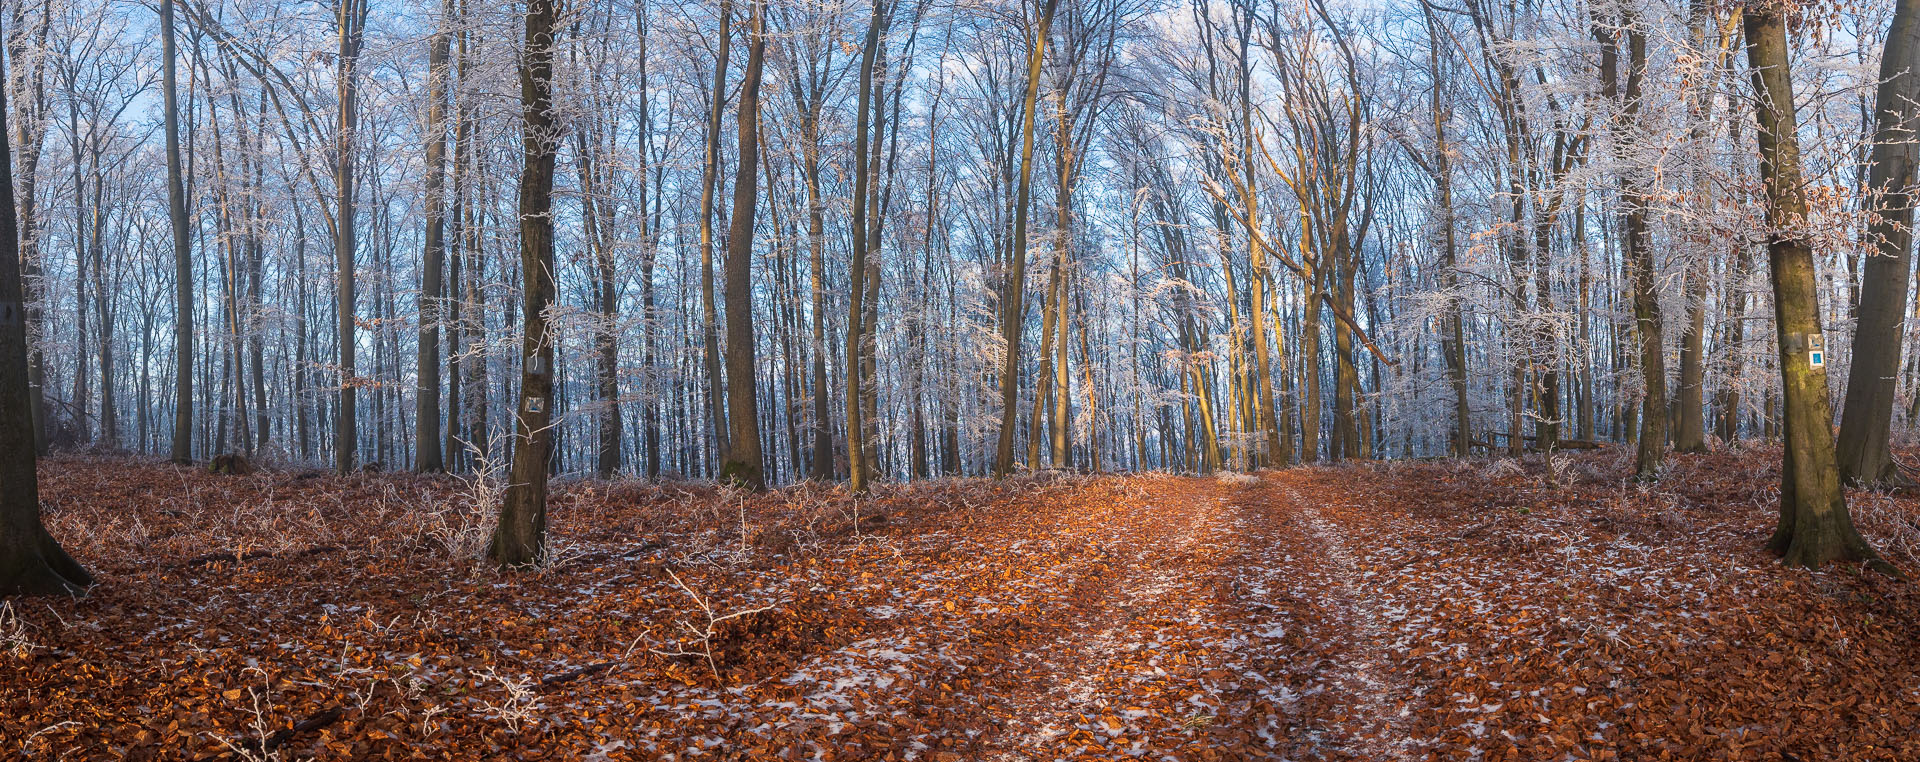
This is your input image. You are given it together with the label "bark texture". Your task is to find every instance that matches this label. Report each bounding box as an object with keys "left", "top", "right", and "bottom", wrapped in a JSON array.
[{"left": 491, "top": 0, "right": 559, "bottom": 567}]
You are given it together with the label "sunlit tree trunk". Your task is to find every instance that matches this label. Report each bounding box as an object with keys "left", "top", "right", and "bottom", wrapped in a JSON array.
[
  {"left": 697, "top": 0, "right": 733, "bottom": 469},
  {"left": 992, "top": 0, "right": 1061, "bottom": 477}
]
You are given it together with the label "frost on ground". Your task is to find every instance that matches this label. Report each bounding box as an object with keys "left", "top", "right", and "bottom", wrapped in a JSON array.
[{"left": 4, "top": 451, "right": 1919, "bottom": 760}]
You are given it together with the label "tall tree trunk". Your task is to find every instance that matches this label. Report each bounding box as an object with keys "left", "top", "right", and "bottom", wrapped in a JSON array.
[
  {"left": 1838, "top": 0, "right": 1920, "bottom": 487},
  {"left": 67, "top": 94, "right": 89, "bottom": 447},
  {"left": 578, "top": 118, "right": 621, "bottom": 479},
  {"left": 845, "top": 0, "right": 890, "bottom": 491},
  {"left": 1426, "top": 3, "right": 1470, "bottom": 458},
  {"left": 491, "top": 0, "right": 559, "bottom": 567},
  {"left": 801, "top": 101, "right": 832, "bottom": 480},
  {"left": 1575, "top": 195, "right": 1595, "bottom": 442},
  {"left": 90, "top": 149, "right": 114, "bottom": 447},
  {"left": 634, "top": 0, "right": 659, "bottom": 480},
  {"left": 992, "top": 0, "right": 1061, "bottom": 477},
  {"left": 698, "top": 0, "right": 733, "bottom": 468},
  {"left": 1597, "top": 7, "right": 1666, "bottom": 478},
  {"left": 721, "top": 0, "right": 767, "bottom": 489},
  {"left": 1300, "top": 258, "right": 1323, "bottom": 462},
  {"left": 415, "top": 3, "right": 451, "bottom": 473},
  {"left": 1743, "top": 8, "right": 1888, "bottom": 571},
  {"left": 1717, "top": 244, "right": 1751, "bottom": 444},
  {"left": 1674, "top": 0, "right": 1721, "bottom": 454},
  {"left": 164, "top": 0, "right": 193, "bottom": 464},
  {"left": 1027, "top": 251, "right": 1060, "bottom": 468},
  {"left": 0, "top": 27, "right": 90, "bottom": 594},
  {"left": 10, "top": 2, "right": 49, "bottom": 455},
  {"left": 1075, "top": 274, "right": 1099, "bottom": 471},
  {"left": 1049, "top": 84, "right": 1073, "bottom": 469},
  {"left": 1236, "top": 26, "right": 1282, "bottom": 464},
  {"left": 1333, "top": 241, "right": 1362, "bottom": 459},
  {"left": 247, "top": 99, "right": 268, "bottom": 453},
  {"left": 1624, "top": 18, "right": 1665, "bottom": 478},
  {"left": 334, "top": 0, "right": 368, "bottom": 474}
]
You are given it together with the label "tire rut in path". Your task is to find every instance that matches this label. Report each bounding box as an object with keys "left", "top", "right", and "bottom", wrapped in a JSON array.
[
  {"left": 981, "top": 483, "right": 1234, "bottom": 760},
  {"left": 1239, "top": 477, "right": 1415, "bottom": 761}
]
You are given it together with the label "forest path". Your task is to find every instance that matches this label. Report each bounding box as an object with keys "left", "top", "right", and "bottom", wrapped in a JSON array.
[
  {"left": 977, "top": 479, "right": 1239, "bottom": 759},
  {"left": 1245, "top": 476, "right": 1418, "bottom": 761},
  {"left": 974, "top": 470, "right": 1427, "bottom": 761}
]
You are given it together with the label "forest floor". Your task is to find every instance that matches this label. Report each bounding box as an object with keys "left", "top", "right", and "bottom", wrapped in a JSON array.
[{"left": 4, "top": 450, "right": 1920, "bottom": 761}]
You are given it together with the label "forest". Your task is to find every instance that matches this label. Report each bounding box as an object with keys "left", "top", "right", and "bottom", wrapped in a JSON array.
[{"left": 3, "top": 0, "right": 1920, "bottom": 757}]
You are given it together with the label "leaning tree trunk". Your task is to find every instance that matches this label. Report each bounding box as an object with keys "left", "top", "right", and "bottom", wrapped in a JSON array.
[
  {"left": 1838, "top": 0, "right": 1920, "bottom": 487},
  {"left": 0, "top": 31, "right": 90, "bottom": 595},
  {"left": 992, "top": 0, "right": 1062, "bottom": 477},
  {"left": 1743, "top": 7, "right": 1890, "bottom": 571},
  {"left": 697, "top": 0, "right": 733, "bottom": 470},
  {"left": 490, "top": 0, "right": 559, "bottom": 567},
  {"left": 720, "top": 0, "right": 767, "bottom": 490}
]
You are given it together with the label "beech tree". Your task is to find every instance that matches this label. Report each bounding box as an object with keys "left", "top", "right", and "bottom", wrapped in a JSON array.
[
  {"left": 163, "top": 0, "right": 191, "bottom": 464},
  {"left": 415, "top": 0, "right": 451, "bottom": 473},
  {"left": 490, "top": 0, "right": 560, "bottom": 567},
  {"left": 720, "top": 0, "right": 768, "bottom": 489},
  {"left": 0, "top": 26, "right": 89, "bottom": 594},
  {"left": 1838, "top": 0, "right": 1920, "bottom": 488},
  {"left": 1742, "top": 2, "right": 1885, "bottom": 570},
  {"left": 333, "top": 0, "right": 368, "bottom": 474},
  {"left": 991, "top": 0, "right": 1061, "bottom": 478}
]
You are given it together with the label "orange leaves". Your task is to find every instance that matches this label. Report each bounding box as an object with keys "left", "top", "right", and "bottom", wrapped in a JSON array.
[{"left": 10, "top": 455, "right": 1920, "bottom": 759}]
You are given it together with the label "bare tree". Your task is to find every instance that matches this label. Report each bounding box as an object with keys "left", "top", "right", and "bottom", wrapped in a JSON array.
[
  {"left": 991, "top": 0, "right": 1061, "bottom": 478},
  {"left": 1838, "top": 0, "right": 1920, "bottom": 487},
  {"left": 491, "top": 0, "right": 561, "bottom": 567},
  {"left": 1743, "top": 4, "right": 1888, "bottom": 571},
  {"left": 415, "top": 0, "right": 452, "bottom": 473},
  {"left": 0, "top": 24, "right": 90, "bottom": 593},
  {"left": 721, "top": 0, "right": 768, "bottom": 489},
  {"left": 164, "top": 0, "right": 192, "bottom": 464},
  {"left": 333, "top": 0, "right": 369, "bottom": 473}
]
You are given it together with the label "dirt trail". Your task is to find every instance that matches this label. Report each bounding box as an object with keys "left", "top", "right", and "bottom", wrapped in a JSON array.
[
  {"left": 1266, "top": 481, "right": 1414, "bottom": 761},
  {"left": 978, "top": 473, "right": 1422, "bottom": 760},
  {"left": 981, "top": 485, "right": 1236, "bottom": 759}
]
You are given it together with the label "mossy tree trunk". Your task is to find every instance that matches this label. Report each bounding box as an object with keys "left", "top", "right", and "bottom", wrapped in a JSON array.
[{"left": 1743, "top": 7, "right": 1888, "bottom": 570}]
